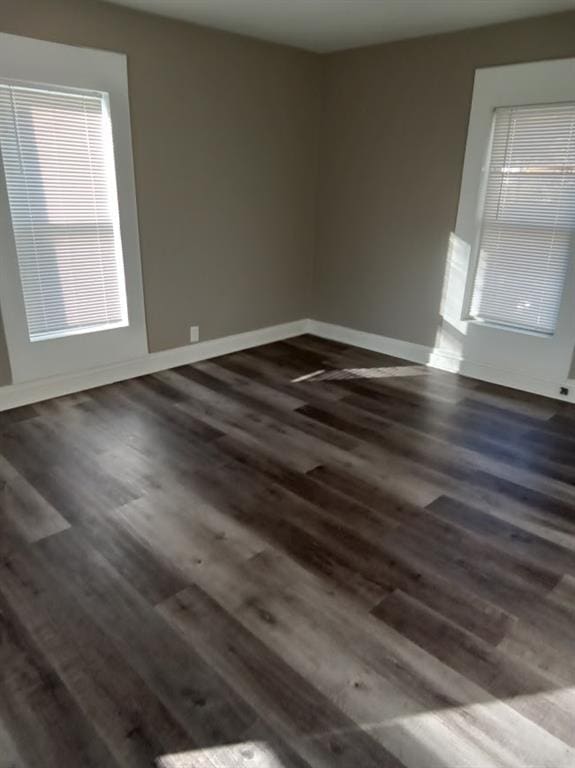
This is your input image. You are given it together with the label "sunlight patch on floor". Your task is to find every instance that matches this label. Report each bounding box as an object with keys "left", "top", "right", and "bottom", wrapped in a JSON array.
[
  {"left": 153, "top": 683, "right": 575, "bottom": 768},
  {"left": 363, "top": 687, "right": 575, "bottom": 768},
  {"left": 156, "top": 741, "right": 287, "bottom": 767},
  {"left": 292, "top": 365, "right": 427, "bottom": 383}
]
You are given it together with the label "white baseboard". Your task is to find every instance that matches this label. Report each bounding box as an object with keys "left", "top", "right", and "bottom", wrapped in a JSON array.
[
  {"left": 309, "top": 320, "right": 431, "bottom": 365},
  {"left": 2, "top": 316, "right": 573, "bottom": 411},
  {"left": 0, "top": 318, "right": 311, "bottom": 412},
  {"left": 309, "top": 319, "right": 575, "bottom": 404}
]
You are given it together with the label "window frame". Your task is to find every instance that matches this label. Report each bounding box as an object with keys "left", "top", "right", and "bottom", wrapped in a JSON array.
[
  {"left": 462, "top": 101, "right": 575, "bottom": 337},
  {"left": 455, "top": 57, "right": 575, "bottom": 346},
  {"left": 440, "top": 57, "right": 575, "bottom": 387},
  {"left": 0, "top": 33, "right": 147, "bottom": 383}
]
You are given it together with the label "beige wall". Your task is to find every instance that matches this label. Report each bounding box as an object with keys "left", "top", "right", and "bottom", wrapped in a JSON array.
[
  {"left": 3, "top": 4, "right": 575, "bottom": 389},
  {"left": 0, "top": 0, "right": 320, "bottom": 385},
  {"left": 316, "top": 11, "right": 575, "bottom": 354}
]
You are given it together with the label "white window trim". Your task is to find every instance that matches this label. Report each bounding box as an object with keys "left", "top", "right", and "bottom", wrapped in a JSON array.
[
  {"left": 456, "top": 59, "right": 575, "bottom": 332},
  {"left": 448, "top": 57, "right": 575, "bottom": 385},
  {"left": 0, "top": 33, "right": 147, "bottom": 383}
]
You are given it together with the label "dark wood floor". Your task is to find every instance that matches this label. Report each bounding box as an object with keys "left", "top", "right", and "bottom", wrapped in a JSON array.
[{"left": 1, "top": 335, "right": 575, "bottom": 767}]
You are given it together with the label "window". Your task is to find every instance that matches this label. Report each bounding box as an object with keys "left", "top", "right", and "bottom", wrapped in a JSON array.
[
  {"left": 0, "top": 32, "right": 146, "bottom": 384},
  {"left": 0, "top": 83, "right": 128, "bottom": 342},
  {"left": 468, "top": 103, "right": 575, "bottom": 335}
]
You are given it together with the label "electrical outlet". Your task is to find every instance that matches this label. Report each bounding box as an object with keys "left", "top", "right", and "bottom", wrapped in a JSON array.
[{"left": 189, "top": 326, "right": 199, "bottom": 343}]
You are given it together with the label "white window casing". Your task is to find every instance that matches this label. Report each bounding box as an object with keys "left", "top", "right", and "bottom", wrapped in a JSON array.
[
  {"left": 0, "top": 33, "right": 147, "bottom": 383},
  {"left": 450, "top": 57, "right": 575, "bottom": 386}
]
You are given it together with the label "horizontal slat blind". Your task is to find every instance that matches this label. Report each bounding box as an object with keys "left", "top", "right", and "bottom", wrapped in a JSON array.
[
  {"left": 470, "top": 102, "right": 575, "bottom": 335},
  {"left": 0, "top": 83, "right": 128, "bottom": 342}
]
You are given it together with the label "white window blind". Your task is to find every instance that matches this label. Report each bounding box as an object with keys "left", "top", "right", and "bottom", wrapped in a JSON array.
[
  {"left": 470, "top": 102, "right": 575, "bottom": 335},
  {"left": 0, "top": 83, "right": 128, "bottom": 342}
]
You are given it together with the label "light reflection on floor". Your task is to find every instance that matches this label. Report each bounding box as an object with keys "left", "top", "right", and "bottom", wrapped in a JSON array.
[
  {"left": 156, "top": 741, "right": 286, "bottom": 767},
  {"left": 292, "top": 365, "right": 428, "bottom": 383},
  {"left": 156, "top": 686, "right": 575, "bottom": 768}
]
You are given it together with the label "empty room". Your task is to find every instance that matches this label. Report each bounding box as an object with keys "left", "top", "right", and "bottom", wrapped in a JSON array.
[{"left": 1, "top": 0, "right": 575, "bottom": 765}]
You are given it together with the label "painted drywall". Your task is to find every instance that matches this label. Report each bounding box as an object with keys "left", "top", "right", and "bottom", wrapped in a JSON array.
[
  {"left": 3, "top": 4, "right": 575, "bottom": 389},
  {"left": 315, "top": 11, "right": 575, "bottom": 375},
  {"left": 0, "top": 0, "right": 320, "bottom": 385}
]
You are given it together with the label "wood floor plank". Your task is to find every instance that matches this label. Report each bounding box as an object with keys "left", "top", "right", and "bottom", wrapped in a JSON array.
[
  {"left": 214, "top": 433, "right": 403, "bottom": 542},
  {"left": 0, "top": 590, "right": 120, "bottom": 768},
  {"left": 34, "top": 529, "right": 264, "bottom": 749},
  {"left": 423, "top": 471, "right": 575, "bottom": 553},
  {"left": 117, "top": 462, "right": 388, "bottom": 607},
  {"left": 156, "top": 370, "right": 323, "bottom": 474},
  {"left": 166, "top": 367, "right": 360, "bottom": 454},
  {"left": 2, "top": 334, "right": 575, "bottom": 767},
  {"left": 372, "top": 589, "right": 575, "bottom": 748},
  {"left": 0, "top": 712, "right": 28, "bottom": 768},
  {"left": 327, "top": 385, "right": 575, "bottom": 489},
  {"left": 360, "top": 421, "right": 575, "bottom": 506},
  {"left": 220, "top": 349, "right": 348, "bottom": 404},
  {"left": 427, "top": 494, "right": 575, "bottom": 577},
  {"left": 158, "top": 585, "right": 401, "bottom": 768},
  {"left": 0, "top": 547, "right": 192, "bottom": 767},
  {"left": 155, "top": 546, "right": 575, "bottom": 768},
  {"left": 0, "top": 417, "right": 139, "bottom": 523},
  {"left": 0, "top": 404, "right": 39, "bottom": 433},
  {"left": 0, "top": 455, "right": 69, "bottom": 543},
  {"left": 195, "top": 358, "right": 307, "bottom": 410}
]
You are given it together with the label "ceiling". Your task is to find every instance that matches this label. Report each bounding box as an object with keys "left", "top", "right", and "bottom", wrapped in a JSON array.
[{"left": 106, "top": 0, "right": 575, "bottom": 53}]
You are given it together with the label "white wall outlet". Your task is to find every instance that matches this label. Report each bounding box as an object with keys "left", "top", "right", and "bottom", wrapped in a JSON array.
[{"left": 189, "top": 325, "right": 199, "bottom": 343}]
